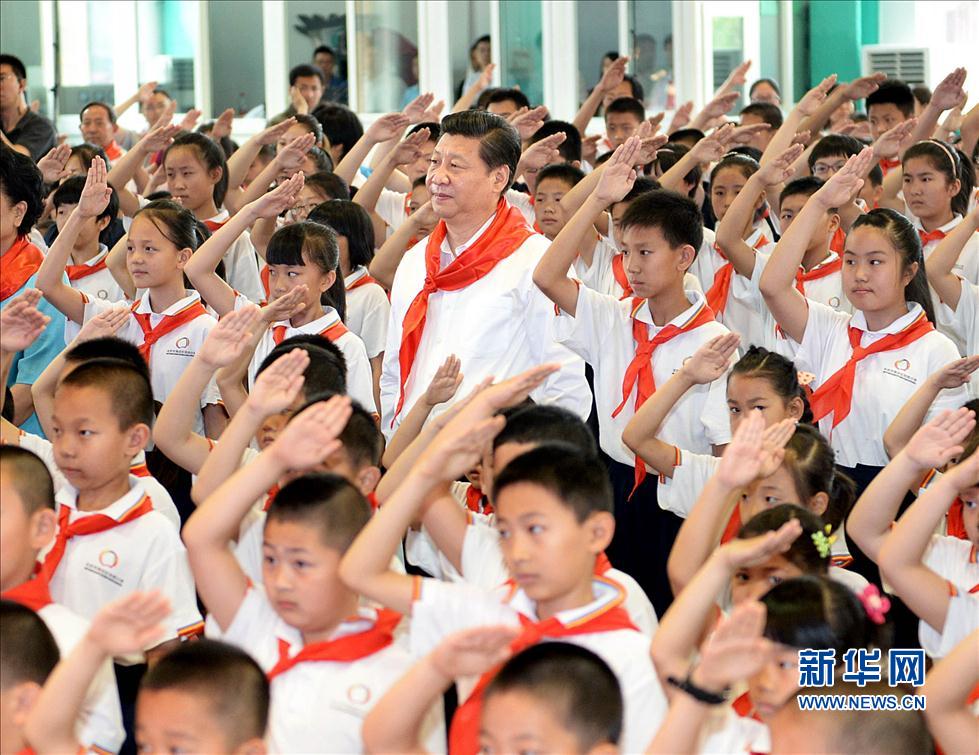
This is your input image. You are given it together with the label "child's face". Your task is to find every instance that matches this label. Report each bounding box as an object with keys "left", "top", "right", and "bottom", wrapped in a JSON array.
[
  {"left": 902, "top": 156, "right": 960, "bottom": 222},
  {"left": 79, "top": 107, "right": 115, "bottom": 149},
  {"left": 739, "top": 466, "right": 822, "bottom": 525},
  {"left": 731, "top": 554, "right": 803, "bottom": 605},
  {"left": 495, "top": 483, "right": 610, "bottom": 613},
  {"left": 710, "top": 167, "right": 751, "bottom": 223},
  {"left": 810, "top": 154, "right": 848, "bottom": 182},
  {"left": 858, "top": 180, "right": 883, "bottom": 209},
  {"left": 619, "top": 224, "right": 691, "bottom": 300},
  {"left": 604, "top": 113, "right": 641, "bottom": 150},
  {"left": 868, "top": 103, "right": 906, "bottom": 141},
  {"left": 727, "top": 375, "right": 800, "bottom": 435},
  {"left": 0, "top": 475, "right": 55, "bottom": 591},
  {"left": 51, "top": 386, "right": 144, "bottom": 493},
  {"left": 278, "top": 122, "right": 317, "bottom": 153},
  {"left": 739, "top": 114, "right": 773, "bottom": 151},
  {"left": 142, "top": 93, "right": 171, "bottom": 126},
  {"left": 407, "top": 184, "right": 434, "bottom": 235},
  {"left": 136, "top": 688, "right": 259, "bottom": 755},
  {"left": 609, "top": 199, "right": 632, "bottom": 249},
  {"left": 261, "top": 519, "right": 348, "bottom": 633},
  {"left": 55, "top": 202, "right": 105, "bottom": 247},
  {"left": 406, "top": 139, "right": 437, "bottom": 183},
  {"left": 533, "top": 177, "right": 574, "bottom": 240},
  {"left": 64, "top": 155, "right": 88, "bottom": 180},
  {"left": 165, "top": 146, "right": 220, "bottom": 213},
  {"left": 830, "top": 99, "right": 854, "bottom": 124},
  {"left": 244, "top": 155, "right": 271, "bottom": 188},
  {"left": 842, "top": 226, "right": 915, "bottom": 314},
  {"left": 777, "top": 195, "right": 836, "bottom": 252},
  {"left": 748, "top": 643, "right": 801, "bottom": 720},
  {"left": 126, "top": 215, "right": 190, "bottom": 289},
  {"left": 267, "top": 251, "right": 334, "bottom": 315},
  {"left": 481, "top": 689, "right": 598, "bottom": 754},
  {"left": 287, "top": 185, "right": 328, "bottom": 224}
]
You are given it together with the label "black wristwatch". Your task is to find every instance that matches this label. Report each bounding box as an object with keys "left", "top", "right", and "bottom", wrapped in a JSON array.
[{"left": 667, "top": 673, "right": 729, "bottom": 705}]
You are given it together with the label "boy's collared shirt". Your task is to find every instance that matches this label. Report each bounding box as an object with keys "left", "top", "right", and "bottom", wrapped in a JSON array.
[
  {"left": 65, "top": 244, "right": 126, "bottom": 304},
  {"left": 936, "top": 279, "right": 979, "bottom": 395},
  {"left": 923, "top": 535, "right": 979, "bottom": 596},
  {"left": 796, "top": 301, "right": 967, "bottom": 467},
  {"left": 919, "top": 593, "right": 978, "bottom": 659},
  {"left": 207, "top": 587, "right": 443, "bottom": 754},
  {"left": 203, "top": 209, "right": 266, "bottom": 304},
  {"left": 44, "top": 477, "right": 203, "bottom": 661},
  {"left": 410, "top": 575, "right": 667, "bottom": 755},
  {"left": 343, "top": 266, "right": 390, "bottom": 360},
  {"left": 553, "top": 287, "right": 731, "bottom": 466}
]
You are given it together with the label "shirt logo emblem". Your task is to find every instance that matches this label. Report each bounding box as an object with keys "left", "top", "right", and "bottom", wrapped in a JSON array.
[
  {"left": 894, "top": 359, "right": 910, "bottom": 371},
  {"left": 97, "top": 289, "right": 109, "bottom": 299},
  {"left": 98, "top": 549, "right": 119, "bottom": 568},
  {"left": 175, "top": 336, "right": 190, "bottom": 349},
  {"left": 828, "top": 296, "right": 840, "bottom": 308},
  {"left": 347, "top": 684, "right": 371, "bottom": 705}
]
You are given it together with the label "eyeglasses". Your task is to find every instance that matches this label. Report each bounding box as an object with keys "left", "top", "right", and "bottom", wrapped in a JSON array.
[
  {"left": 812, "top": 162, "right": 847, "bottom": 178},
  {"left": 288, "top": 203, "right": 319, "bottom": 218}
]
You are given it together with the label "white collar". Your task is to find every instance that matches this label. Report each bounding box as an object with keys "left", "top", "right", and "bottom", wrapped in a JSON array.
[
  {"left": 850, "top": 302, "right": 924, "bottom": 335},
  {"left": 56, "top": 476, "right": 149, "bottom": 520},
  {"left": 274, "top": 604, "right": 389, "bottom": 652},
  {"left": 507, "top": 577, "right": 626, "bottom": 626},
  {"left": 440, "top": 206, "right": 501, "bottom": 259},
  {"left": 344, "top": 266, "right": 370, "bottom": 288},
  {"left": 635, "top": 289, "right": 709, "bottom": 329},
  {"left": 274, "top": 307, "right": 341, "bottom": 334},
  {"left": 911, "top": 213, "right": 961, "bottom": 234},
  {"left": 72, "top": 244, "right": 109, "bottom": 268},
  {"left": 133, "top": 290, "right": 202, "bottom": 316},
  {"left": 206, "top": 208, "right": 231, "bottom": 225}
]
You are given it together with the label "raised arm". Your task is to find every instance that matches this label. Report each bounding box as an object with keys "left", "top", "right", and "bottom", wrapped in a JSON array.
[
  {"left": 369, "top": 202, "right": 435, "bottom": 289},
  {"left": 623, "top": 334, "right": 740, "bottom": 475},
  {"left": 688, "top": 91, "right": 740, "bottom": 133},
  {"left": 908, "top": 68, "right": 967, "bottom": 145},
  {"left": 224, "top": 117, "right": 297, "bottom": 215},
  {"left": 925, "top": 204, "right": 979, "bottom": 310},
  {"left": 659, "top": 123, "right": 733, "bottom": 192},
  {"left": 354, "top": 128, "right": 429, "bottom": 222},
  {"left": 760, "top": 75, "right": 836, "bottom": 164},
  {"left": 334, "top": 113, "right": 411, "bottom": 186},
  {"left": 921, "top": 629, "right": 979, "bottom": 755},
  {"left": 0, "top": 291, "right": 50, "bottom": 442},
  {"left": 959, "top": 101, "right": 979, "bottom": 161},
  {"left": 572, "top": 56, "right": 628, "bottom": 136},
  {"left": 234, "top": 132, "right": 314, "bottom": 213},
  {"left": 114, "top": 81, "right": 157, "bottom": 119},
  {"left": 797, "top": 72, "right": 886, "bottom": 137},
  {"left": 106, "top": 108, "right": 180, "bottom": 217},
  {"left": 451, "top": 63, "right": 495, "bottom": 114}
]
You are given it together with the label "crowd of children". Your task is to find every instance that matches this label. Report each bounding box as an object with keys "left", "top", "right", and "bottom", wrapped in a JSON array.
[{"left": 1, "top": 45, "right": 977, "bottom": 753}]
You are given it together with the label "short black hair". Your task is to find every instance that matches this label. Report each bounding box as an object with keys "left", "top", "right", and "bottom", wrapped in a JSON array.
[
  {"left": 615, "top": 176, "right": 661, "bottom": 206},
  {"left": 619, "top": 189, "right": 704, "bottom": 251},
  {"left": 313, "top": 45, "right": 335, "bottom": 59},
  {"left": 493, "top": 404, "right": 597, "bottom": 457},
  {"left": 529, "top": 119, "right": 582, "bottom": 163},
  {"left": 535, "top": 163, "right": 585, "bottom": 190},
  {"left": 304, "top": 170, "right": 350, "bottom": 201},
  {"left": 780, "top": 176, "right": 826, "bottom": 207},
  {"left": 440, "top": 110, "right": 521, "bottom": 193},
  {"left": 667, "top": 128, "right": 706, "bottom": 147},
  {"left": 408, "top": 121, "right": 441, "bottom": 142},
  {"left": 0, "top": 143, "right": 45, "bottom": 235},
  {"left": 266, "top": 472, "right": 371, "bottom": 553},
  {"left": 304, "top": 145, "right": 333, "bottom": 173},
  {"left": 64, "top": 336, "right": 150, "bottom": 381},
  {"left": 0, "top": 54, "right": 27, "bottom": 81},
  {"left": 58, "top": 358, "right": 154, "bottom": 429},
  {"left": 866, "top": 79, "right": 915, "bottom": 118},
  {"left": 865, "top": 163, "right": 883, "bottom": 188},
  {"left": 140, "top": 639, "right": 269, "bottom": 747},
  {"left": 0, "top": 446, "right": 55, "bottom": 515},
  {"left": 308, "top": 199, "right": 374, "bottom": 269},
  {"left": 0, "top": 600, "right": 60, "bottom": 689},
  {"left": 311, "top": 104, "right": 364, "bottom": 160},
  {"left": 911, "top": 84, "right": 931, "bottom": 107},
  {"left": 740, "top": 101, "right": 783, "bottom": 129},
  {"left": 749, "top": 77, "right": 781, "bottom": 99},
  {"left": 52, "top": 175, "right": 119, "bottom": 223},
  {"left": 257, "top": 337, "right": 347, "bottom": 398},
  {"left": 292, "top": 113, "right": 325, "bottom": 146},
  {"left": 485, "top": 642, "right": 622, "bottom": 749},
  {"left": 494, "top": 444, "right": 612, "bottom": 521},
  {"left": 486, "top": 87, "right": 530, "bottom": 111},
  {"left": 808, "top": 134, "right": 863, "bottom": 172},
  {"left": 299, "top": 392, "right": 382, "bottom": 468},
  {"left": 605, "top": 96, "right": 645, "bottom": 122},
  {"left": 79, "top": 101, "right": 117, "bottom": 124},
  {"left": 289, "top": 63, "right": 325, "bottom": 87},
  {"left": 654, "top": 144, "right": 701, "bottom": 196},
  {"left": 623, "top": 74, "right": 645, "bottom": 102}
]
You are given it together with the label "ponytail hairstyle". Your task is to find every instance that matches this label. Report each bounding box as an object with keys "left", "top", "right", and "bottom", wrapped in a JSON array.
[
  {"left": 781, "top": 425, "right": 856, "bottom": 532},
  {"left": 307, "top": 200, "right": 375, "bottom": 270},
  {"left": 902, "top": 140, "right": 974, "bottom": 217},
  {"left": 164, "top": 132, "right": 229, "bottom": 208},
  {"left": 266, "top": 221, "right": 346, "bottom": 322},
  {"left": 761, "top": 575, "right": 885, "bottom": 654},
  {"left": 738, "top": 504, "right": 828, "bottom": 576},
  {"left": 849, "top": 208, "right": 935, "bottom": 323},
  {"left": 729, "top": 346, "right": 813, "bottom": 423},
  {"left": 710, "top": 153, "right": 766, "bottom": 223}
]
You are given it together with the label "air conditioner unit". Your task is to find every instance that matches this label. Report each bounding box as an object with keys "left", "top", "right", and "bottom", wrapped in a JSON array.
[{"left": 862, "top": 45, "right": 930, "bottom": 85}]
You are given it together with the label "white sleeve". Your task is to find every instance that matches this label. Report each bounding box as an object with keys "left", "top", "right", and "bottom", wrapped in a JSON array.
[
  {"left": 223, "top": 233, "right": 265, "bottom": 304},
  {"left": 656, "top": 451, "right": 719, "bottom": 517},
  {"left": 936, "top": 279, "right": 977, "bottom": 352},
  {"left": 795, "top": 300, "right": 851, "bottom": 379},
  {"left": 138, "top": 530, "right": 203, "bottom": 641},
  {"left": 459, "top": 523, "right": 510, "bottom": 589},
  {"left": 919, "top": 594, "right": 979, "bottom": 659},
  {"left": 340, "top": 332, "right": 379, "bottom": 413},
  {"left": 376, "top": 189, "right": 409, "bottom": 231},
  {"left": 205, "top": 586, "right": 282, "bottom": 668},
  {"left": 354, "top": 285, "right": 391, "bottom": 358},
  {"left": 550, "top": 283, "right": 622, "bottom": 365},
  {"left": 409, "top": 579, "right": 515, "bottom": 658}
]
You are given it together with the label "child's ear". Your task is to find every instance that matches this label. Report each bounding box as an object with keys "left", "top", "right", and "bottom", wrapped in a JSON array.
[
  {"left": 754, "top": 190, "right": 767, "bottom": 210},
  {"left": 9, "top": 681, "right": 42, "bottom": 727},
  {"left": 354, "top": 465, "right": 382, "bottom": 498},
  {"left": 826, "top": 212, "right": 841, "bottom": 236},
  {"left": 676, "top": 243, "right": 696, "bottom": 273},
  {"left": 234, "top": 737, "right": 268, "bottom": 755},
  {"left": 29, "top": 508, "right": 58, "bottom": 550},
  {"left": 787, "top": 395, "right": 805, "bottom": 422},
  {"left": 807, "top": 491, "right": 829, "bottom": 517},
  {"left": 901, "top": 260, "right": 919, "bottom": 287},
  {"left": 571, "top": 160, "right": 582, "bottom": 169},
  {"left": 586, "top": 511, "right": 615, "bottom": 553},
  {"left": 320, "top": 269, "right": 336, "bottom": 294},
  {"left": 127, "top": 423, "right": 152, "bottom": 454},
  {"left": 208, "top": 165, "right": 224, "bottom": 186},
  {"left": 175, "top": 246, "right": 194, "bottom": 269},
  {"left": 96, "top": 214, "right": 111, "bottom": 232}
]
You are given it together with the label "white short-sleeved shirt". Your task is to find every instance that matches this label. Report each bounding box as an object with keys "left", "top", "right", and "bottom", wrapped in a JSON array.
[
  {"left": 247, "top": 308, "right": 376, "bottom": 413},
  {"left": 68, "top": 290, "right": 220, "bottom": 436},
  {"left": 919, "top": 593, "right": 979, "bottom": 658},
  {"left": 458, "top": 519, "right": 658, "bottom": 636},
  {"left": 344, "top": 267, "right": 390, "bottom": 359},
  {"left": 376, "top": 188, "right": 409, "bottom": 232},
  {"left": 67, "top": 244, "right": 126, "bottom": 304},
  {"left": 923, "top": 535, "right": 979, "bottom": 595},
  {"left": 207, "top": 587, "right": 443, "bottom": 754},
  {"left": 380, "top": 209, "right": 590, "bottom": 435},
  {"left": 936, "top": 279, "right": 979, "bottom": 397},
  {"left": 205, "top": 210, "right": 266, "bottom": 304},
  {"left": 410, "top": 577, "right": 667, "bottom": 755},
  {"left": 796, "top": 302, "right": 968, "bottom": 467},
  {"left": 553, "top": 287, "right": 732, "bottom": 465},
  {"left": 574, "top": 232, "right": 703, "bottom": 300},
  {"left": 505, "top": 188, "right": 536, "bottom": 227},
  {"left": 18, "top": 432, "right": 181, "bottom": 529},
  {"left": 44, "top": 478, "right": 203, "bottom": 660},
  {"left": 656, "top": 450, "right": 721, "bottom": 518},
  {"left": 37, "top": 602, "right": 125, "bottom": 753},
  {"left": 696, "top": 706, "right": 771, "bottom": 754}
]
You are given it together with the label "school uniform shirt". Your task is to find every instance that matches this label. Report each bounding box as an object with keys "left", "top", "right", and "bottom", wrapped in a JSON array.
[
  {"left": 207, "top": 587, "right": 444, "bottom": 754},
  {"left": 919, "top": 592, "right": 978, "bottom": 658},
  {"left": 505, "top": 188, "right": 537, "bottom": 227},
  {"left": 923, "top": 536, "right": 978, "bottom": 596},
  {"left": 376, "top": 187, "right": 410, "bottom": 232},
  {"left": 553, "top": 287, "right": 731, "bottom": 466},
  {"left": 68, "top": 290, "right": 221, "bottom": 437},
  {"left": 204, "top": 210, "right": 266, "bottom": 304},
  {"left": 43, "top": 478, "right": 203, "bottom": 662},
  {"left": 409, "top": 576, "right": 668, "bottom": 754},
  {"left": 696, "top": 706, "right": 770, "bottom": 754},
  {"left": 344, "top": 266, "right": 390, "bottom": 359},
  {"left": 65, "top": 244, "right": 127, "bottom": 304},
  {"left": 17, "top": 430, "right": 180, "bottom": 529},
  {"left": 457, "top": 517, "right": 658, "bottom": 636},
  {"left": 936, "top": 278, "right": 979, "bottom": 397},
  {"left": 379, "top": 211, "right": 590, "bottom": 435},
  {"left": 796, "top": 301, "right": 968, "bottom": 467},
  {"left": 247, "top": 307, "right": 376, "bottom": 413}
]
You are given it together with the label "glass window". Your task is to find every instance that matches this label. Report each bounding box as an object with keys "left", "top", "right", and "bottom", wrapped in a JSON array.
[
  {"left": 285, "top": 0, "right": 348, "bottom": 107},
  {"left": 499, "top": 0, "right": 543, "bottom": 106},
  {"left": 208, "top": 2, "right": 264, "bottom": 115},
  {"left": 56, "top": 1, "right": 115, "bottom": 114},
  {"left": 447, "top": 2, "right": 492, "bottom": 105},
  {"left": 629, "top": 0, "right": 675, "bottom": 111},
  {"left": 353, "top": 0, "right": 418, "bottom": 112},
  {"left": 135, "top": 0, "right": 200, "bottom": 113},
  {"left": 575, "top": 2, "right": 619, "bottom": 105},
  {"left": 711, "top": 16, "right": 745, "bottom": 100}
]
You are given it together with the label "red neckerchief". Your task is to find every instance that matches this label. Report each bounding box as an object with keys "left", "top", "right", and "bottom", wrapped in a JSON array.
[
  {"left": 392, "top": 198, "right": 532, "bottom": 424},
  {"left": 705, "top": 235, "right": 768, "bottom": 317},
  {"left": 66, "top": 252, "right": 109, "bottom": 281},
  {"left": 0, "top": 236, "right": 44, "bottom": 301},
  {"left": 1, "top": 575, "right": 53, "bottom": 612},
  {"left": 946, "top": 498, "right": 968, "bottom": 540},
  {"left": 612, "top": 299, "right": 716, "bottom": 495},
  {"left": 272, "top": 316, "right": 348, "bottom": 345},
  {"left": 464, "top": 484, "right": 493, "bottom": 516},
  {"left": 38, "top": 496, "right": 154, "bottom": 581},
  {"left": 612, "top": 253, "right": 632, "bottom": 299},
  {"left": 130, "top": 462, "right": 151, "bottom": 478},
  {"left": 918, "top": 228, "right": 947, "bottom": 246},
  {"left": 265, "top": 609, "right": 401, "bottom": 680},
  {"left": 879, "top": 157, "right": 901, "bottom": 176},
  {"left": 131, "top": 298, "right": 208, "bottom": 363},
  {"left": 595, "top": 552, "right": 613, "bottom": 574},
  {"left": 720, "top": 507, "right": 743, "bottom": 544},
  {"left": 346, "top": 273, "right": 381, "bottom": 291},
  {"left": 809, "top": 312, "right": 934, "bottom": 428},
  {"left": 829, "top": 226, "right": 846, "bottom": 254},
  {"left": 733, "top": 690, "right": 763, "bottom": 721},
  {"left": 104, "top": 141, "right": 123, "bottom": 162},
  {"left": 448, "top": 582, "right": 636, "bottom": 755},
  {"left": 204, "top": 218, "right": 226, "bottom": 233},
  {"left": 794, "top": 255, "right": 843, "bottom": 296},
  {"left": 262, "top": 484, "right": 281, "bottom": 512}
]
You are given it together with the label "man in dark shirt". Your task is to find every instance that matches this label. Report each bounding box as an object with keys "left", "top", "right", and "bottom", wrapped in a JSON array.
[{"left": 1, "top": 54, "right": 56, "bottom": 161}]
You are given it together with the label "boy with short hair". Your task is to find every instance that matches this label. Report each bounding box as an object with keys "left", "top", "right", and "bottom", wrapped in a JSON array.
[
  {"left": 23, "top": 592, "right": 272, "bottom": 755},
  {"left": 533, "top": 138, "right": 731, "bottom": 612},
  {"left": 0, "top": 446, "right": 125, "bottom": 753},
  {"left": 604, "top": 97, "right": 645, "bottom": 151},
  {"left": 738, "top": 102, "right": 782, "bottom": 152},
  {"left": 866, "top": 79, "right": 915, "bottom": 174},
  {"left": 339, "top": 384, "right": 667, "bottom": 754},
  {"left": 485, "top": 88, "right": 531, "bottom": 119}
]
